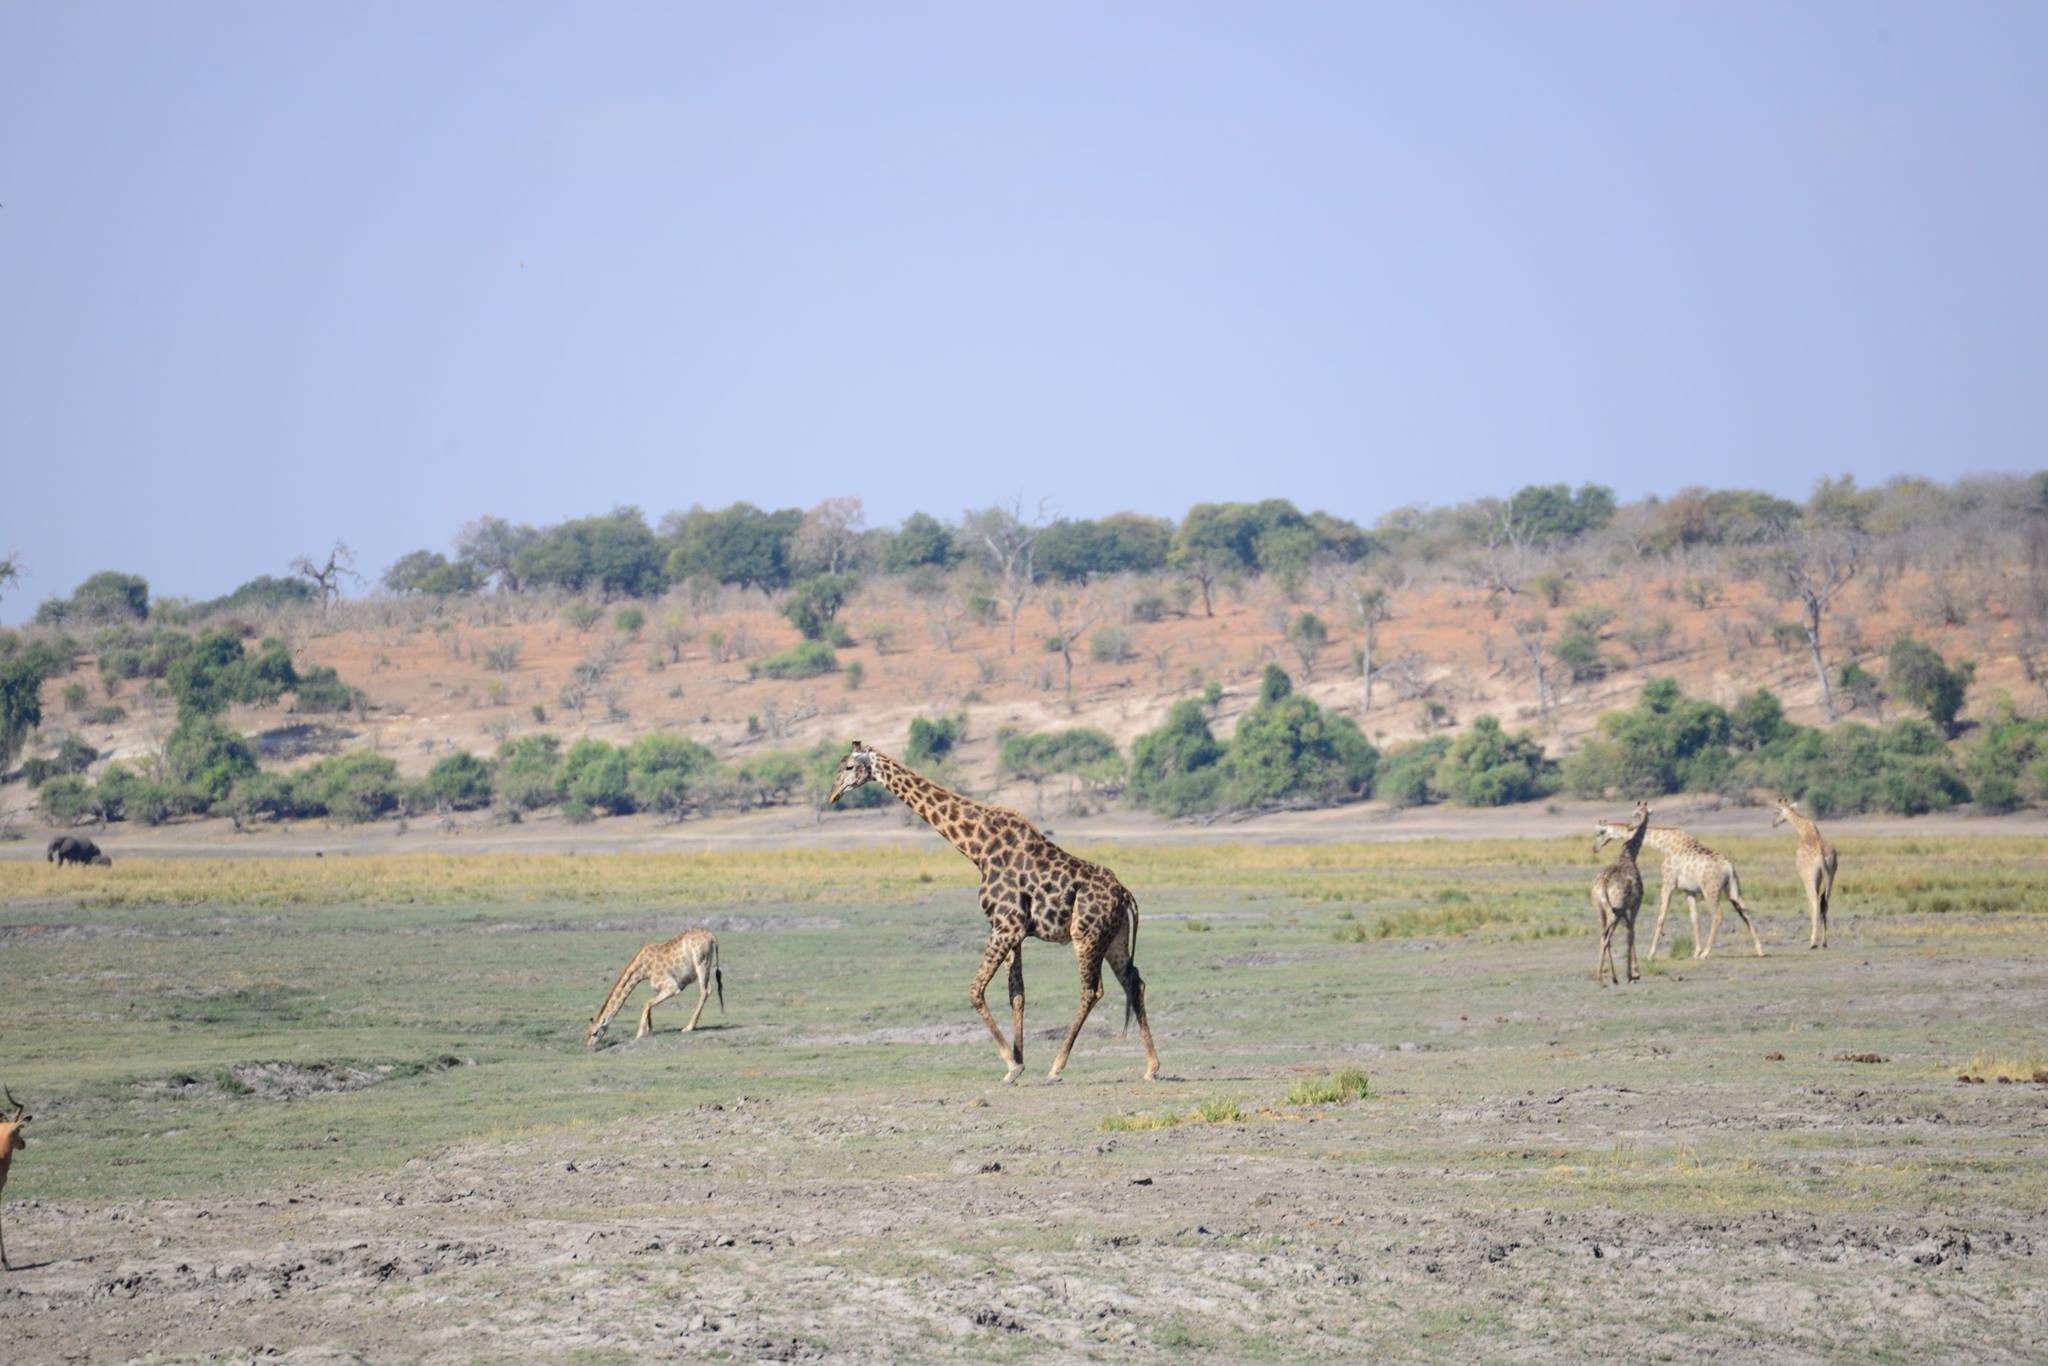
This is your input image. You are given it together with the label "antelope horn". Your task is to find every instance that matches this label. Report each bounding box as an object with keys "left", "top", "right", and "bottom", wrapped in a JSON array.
[{"left": 3, "top": 1084, "right": 20, "bottom": 1120}]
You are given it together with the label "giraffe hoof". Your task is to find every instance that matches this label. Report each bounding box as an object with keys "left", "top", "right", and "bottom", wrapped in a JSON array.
[
  {"left": 1002, "top": 1064, "right": 1023, "bottom": 1085},
  {"left": 1044, "top": 1071, "right": 1064, "bottom": 1085}
]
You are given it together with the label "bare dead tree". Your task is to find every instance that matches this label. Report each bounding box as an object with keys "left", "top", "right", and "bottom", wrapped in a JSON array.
[
  {"left": 1757, "top": 528, "right": 1863, "bottom": 722},
  {"left": 291, "top": 541, "right": 361, "bottom": 616},
  {"left": 1347, "top": 581, "right": 1393, "bottom": 713},
  {"left": 1512, "top": 615, "right": 1553, "bottom": 724},
  {"left": 964, "top": 496, "right": 1051, "bottom": 654},
  {"left": 1043, "top": 594, "right": 1092, "bottom": 708},
  {"left": 793, "top": 496, "right": 866, "bottom": 575}
]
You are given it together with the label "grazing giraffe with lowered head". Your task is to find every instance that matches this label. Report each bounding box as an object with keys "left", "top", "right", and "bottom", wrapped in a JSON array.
[
  {"left": 828, "top": 742, "right": 1159, "bottom": 1084},
  {"left": 587, "top": 928, "right": 723, "bottom": 1047},
  {"left": 1591, "top": 802, "right": 1651, "bottom": 986},
  {"left": 1771, "top": 797, "right": 1839, "bottom": 949},
  {"left": 1594, "top": 820, "right": 1763, "bottom": 960}
]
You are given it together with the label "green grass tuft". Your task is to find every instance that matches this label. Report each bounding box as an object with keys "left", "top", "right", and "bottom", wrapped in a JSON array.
[{"left": 1286, "top": 1067, "right": 1371, "bottom": 1106}]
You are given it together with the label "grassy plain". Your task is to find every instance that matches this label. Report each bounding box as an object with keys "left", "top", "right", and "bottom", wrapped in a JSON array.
[{"left": 1, "top": 837, "right": 2045, "bottom": 1359}]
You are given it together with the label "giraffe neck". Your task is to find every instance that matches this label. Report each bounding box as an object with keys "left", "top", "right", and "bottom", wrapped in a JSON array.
[
  {"left": 1621, "top": 818, "right": 1649, "bottom": 862},
  {"left": 869, "top": 754, "right": 997, "bottom": 865},
  {"left": 1786, "top": 809, "right": 1822, "bottom": 845},
  {"left": 592, "top": 951, "right": 647, "bottom": 1033}
]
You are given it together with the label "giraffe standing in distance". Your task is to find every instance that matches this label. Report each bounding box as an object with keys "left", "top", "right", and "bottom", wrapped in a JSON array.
[
  {"left": 587, "top": 928, "right": 723, "bottom": 1047},
  {"left": 1593, "top": 820, "right": 1764, "bottom": 960},
  {"left": 828, "top": 742, "right": 1160, "bottom": 1084},
  {"left": 1771, "top": 797, "right": 1839, "bottom": 949},
  {"left": 1591, "top": 802, "right": 1652, "bottom": 986}
]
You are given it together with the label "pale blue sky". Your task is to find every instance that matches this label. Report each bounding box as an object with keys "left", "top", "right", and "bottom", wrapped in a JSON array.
[{"left": 3, "top": 3, "right": 2044, "bottom": 617}]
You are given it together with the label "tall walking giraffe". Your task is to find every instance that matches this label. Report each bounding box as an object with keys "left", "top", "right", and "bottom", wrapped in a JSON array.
[
  {"left": 828, "top": 742, "right": 1160, "bottom": 1084},
  {"left": 1771, "top": 797, "right": 1839, "bottom": 949}
]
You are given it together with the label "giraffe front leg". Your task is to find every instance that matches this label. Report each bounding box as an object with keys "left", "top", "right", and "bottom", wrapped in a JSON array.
[
  {"left": 636, "top": 982, "right": 679, "bottom": 1039},
  {"left": 1808, "top": 880, "right": 1822, "bottom": 950},
  {"left": 1704, "top": 896, "right": 1724, "bottom": 959},
  {"left": 970, "top": 930, "right": 1024, "bottom": 1084},
  {"left": 1646, "top": 884, "right": 1675, "bottom": 961},
  {"left": 1047, "top": 937, "right": 1107, "bottom": 1082},
  {"left": 1007, "top": 947, "right": 1026, "bottom": 1074}
]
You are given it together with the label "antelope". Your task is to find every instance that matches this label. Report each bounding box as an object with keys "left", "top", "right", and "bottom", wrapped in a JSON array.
[{"left": 1, "top": 1087, "right": 31, "bottom": 1270}]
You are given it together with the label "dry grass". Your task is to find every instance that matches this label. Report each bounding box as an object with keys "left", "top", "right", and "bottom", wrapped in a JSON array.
[{"left": 1957, "top": 1053, "right": 2048, "bottom": 1084}]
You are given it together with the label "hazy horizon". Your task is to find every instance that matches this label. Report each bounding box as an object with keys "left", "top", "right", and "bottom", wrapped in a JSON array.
[{"left": 5, "top": 3, "right": 2045, "bottom": 619}]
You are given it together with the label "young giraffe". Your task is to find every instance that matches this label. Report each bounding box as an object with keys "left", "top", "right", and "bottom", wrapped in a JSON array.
[
  {"left": 1771, "top": 796, "right": 1839, "bottom": 949},
  {"left": 828, "top": 742, "right": 1160, "bottom": 1084},
  {"left": 1593, "top": 820, "right": 1764, "bottom": 960},
  {"left": 1591, "top": 802, "right": 1651, "bottom": 986},
  {"left": 586, "top": 928, "right": 723, "bottom": 1048},
  {"left": 0, "top": 1086, "right": 29, "bottom": 1271}
]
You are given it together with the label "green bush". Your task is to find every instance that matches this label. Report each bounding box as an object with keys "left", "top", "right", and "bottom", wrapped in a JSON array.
[
  {"left": 1227, "top": 666, "right": 1377, "bottom": 807},
  {"left": 1374, "top": 735, "right": 1451, "bottom": 807},
  {"left": 906, "top": 712, "right": 969, "bottom": 768},
  {"left": 1962, "top": 703, "right": 2048, "bottom": 813},
  {"left": 748, "top": 641, "right": 839, "bottom": 680},
  {"left": 558, "top": 739, "right": 631, "bottom": 816},
  {"left": 38, "top": 774, "right": 94, "bottom": 825},
  {"left": 1128, "top": 698, "right": 1228, "bottom": 815},
  {"left": 618, "top": 733, "right": 711, "bottom": 818},
  {"left": 1436, "top": 716, "right": 1552, "bottom": 806},
  {"left": 612, "top": 606, "right": 646, "bottom": 636},
  {"left": 999, "top": 728, "right": 1123, "bottom": 791},
  {"left": 780, "top": 574, "right": 858, "bottom": 641},
  {"left": 1561, "top": 678, "right": 1735, "bottom": 799},
  {"left": 164, "top": 716, "right": 259, "bottom": 804},
  {"left": 291, "top": 666, "right": 363, "bottom": 714},
  {"left": 1089, "top": 625, "right": 1133, "bottom": 664},
  {"left": 420, "top": 751, "right": 496, "bottom": 811},
  {"left": 222, "top": 772, "right": 311, "bottom": 826},
  {"left": 495, "top": 734, "right": 564, "bottom": 810},
  {"left": 20, "top": 736, "right": 98, "bottom": 788},
  {"left": 1745, "top": 719, "right": 1968, "bottom": 817},
  {"left": 1887, "top": 637, "right": 1974, "bottom": 736},
  {"left": 296, "top": 751, "right": 404, "bottom": 822}
]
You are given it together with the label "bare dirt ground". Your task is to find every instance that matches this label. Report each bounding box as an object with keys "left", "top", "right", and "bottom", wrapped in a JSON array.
[{"left": 1, "top": 838, "right": 2044, "bottom": 1361}]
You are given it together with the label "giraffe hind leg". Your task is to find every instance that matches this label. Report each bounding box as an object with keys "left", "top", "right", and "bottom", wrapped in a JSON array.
[
  {"left": 682, "top": 963, "right": 712, "bottom": 1032},
  {"left": 1008, "top": 947, "right": 1026, "bottom": 1071},
  {"left": 1687, "top": 895, "right": 1704, "bottom": 958},
  {"left": 1105, "top": 918, "right": 1160, "bottom": 1080},
  {"left": 1726, "top": 894, "right": 1764, "bottom": 957}
]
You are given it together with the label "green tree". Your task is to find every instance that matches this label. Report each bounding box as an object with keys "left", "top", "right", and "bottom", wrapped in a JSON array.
[
  {"left": 665, "top": 503, "right": 805, "bottom": 591},
  {"left": 0, "top": 654, "right": 49, "bottom": 769},
  {"left": 1227, "top": 666, "right": 1377, "bottom": 807},
  {"left": 1886, "top": 636, "right": 1974, "bottom": 736},
  {"left": 164, "top": 716, "right": 259, "bottom": 804},
  {"left": 494, "top": 734, "right": 564, "bottom": 810},
  {"left": 1374, "top": 736, "right": 1451, "bottom": 807},
  {"left": 1128, "top": 698, "right": 1228, "bottom": 814},
  {"left": 420, "top": 751, "right": 496, "bottom": 810},
  {"left": 626, "top": 733, "right": 717, "bottom": 819},
  {"left": 878, "top": 512, "right": 959, "bottom": 573},
  {"left": 560, "top": 738, "right": 632, "bottom": 817},
  {"left": 907, "top": 712, "right": 969, "bottom": 768},
  {"left": 1435, "top": 716, "right": 1551, "bottom": 806},
  {"left": 165, "top": 629, "right": 249, "bottom": 719},
  {"left": 781, "top": 574, "right": 858, "bottom": 640},
  {"left": 69, "top": 571, "right": 151, "bottom": 622}
]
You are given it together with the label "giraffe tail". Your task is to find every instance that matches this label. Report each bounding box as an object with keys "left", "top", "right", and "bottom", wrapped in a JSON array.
[
  {"left": 1122, "top": 890, "right": 1141, "bottom": 1035},
  {"left": 1724, "top": 861, "right": 1747, "bottom": 909},
  {"left": 713, "top": 938, "right": 725, "bottom": 1014}
]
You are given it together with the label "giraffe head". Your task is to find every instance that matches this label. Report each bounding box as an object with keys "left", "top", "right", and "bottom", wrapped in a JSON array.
[
  {"left": 1, "top": 1086, "right": 28, "bottom": 1156},
  {"left": 1593, "top": 802, "right": 1651, "bottom": 854},
  {"left": 827, "top": 741, "right": 879, "bottom": 805},
  {"left": 1770, "top": 795, "right": 1800, "bottom": 827}
]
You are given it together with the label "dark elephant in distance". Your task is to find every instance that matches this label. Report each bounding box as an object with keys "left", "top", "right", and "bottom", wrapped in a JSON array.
[{"left": 46, "top": 835, "right": 110, "bottom": 868}]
